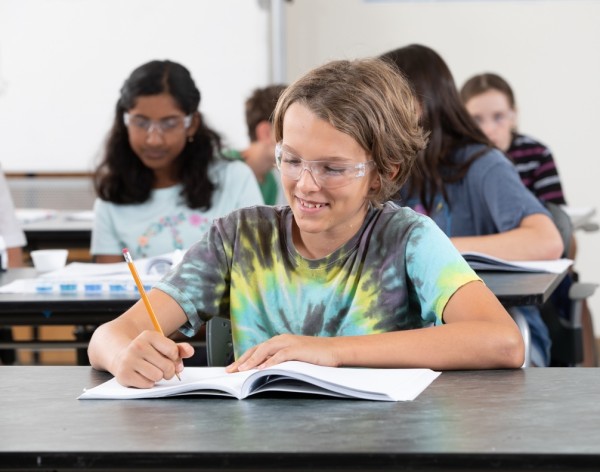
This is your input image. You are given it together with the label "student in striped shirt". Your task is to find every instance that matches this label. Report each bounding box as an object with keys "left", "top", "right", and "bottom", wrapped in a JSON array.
[
  {"left": 461, "top": 73, "right": 598, "bottom": 366},
  {"left": 460, "top": 73, "right": 566, "bottom": 205}
]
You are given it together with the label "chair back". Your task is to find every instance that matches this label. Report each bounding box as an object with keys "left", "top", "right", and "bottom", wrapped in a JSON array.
[
  {"left": 544, "top": 202, "right": 573, "bottom": 258},
  {"left": 206, "top": 317, "right": 234, "bottom": 367},
  {"left": 541, "top": 202, "right": 586, "bottom": 365}
]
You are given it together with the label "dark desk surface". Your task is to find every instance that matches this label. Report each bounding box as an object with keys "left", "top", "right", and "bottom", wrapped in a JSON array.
[
  {"left": 1, "top": 366, "right": 599, "bottom": 471},
  {"left": 21, "top": 213, "right": 92, "bottom": 249},
  {"left": 479, "top": 270, "right": 567, "bottom": 306},
  {"left": 0, "top": 268, "right": 135, "bottom": 325}
]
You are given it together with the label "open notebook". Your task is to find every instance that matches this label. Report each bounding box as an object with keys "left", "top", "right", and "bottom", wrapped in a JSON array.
[
  {"left": 79, "top": 361, "right": 441, "bottom": 402},
  {"left": 461, "top": 252, "right": 572, "bottom": 274}
]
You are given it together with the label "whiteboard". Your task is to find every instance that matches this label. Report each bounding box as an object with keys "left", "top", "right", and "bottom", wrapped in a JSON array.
[{"left": 0, "top": 0, "right": 270, "bottom": 172}]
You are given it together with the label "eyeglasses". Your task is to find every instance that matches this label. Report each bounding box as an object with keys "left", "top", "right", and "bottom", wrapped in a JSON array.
[
  {"left": 275, "top": 143, "right": 375, "bottom": 189},
  {"left": 472, "top": 110, "right": 514, "bottom": 128},
  {"left": 123, "top": 113, "right": 192, "bottom": 134}
]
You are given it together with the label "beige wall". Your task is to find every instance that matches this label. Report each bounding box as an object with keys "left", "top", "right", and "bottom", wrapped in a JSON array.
[{"left": 285, "top": 0, "right": 600, "bottom": 332}]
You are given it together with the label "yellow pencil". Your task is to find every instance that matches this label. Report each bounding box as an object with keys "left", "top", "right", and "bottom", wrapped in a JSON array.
[{"left": 122, "top": 248, "right": 181, "bottom": 381}]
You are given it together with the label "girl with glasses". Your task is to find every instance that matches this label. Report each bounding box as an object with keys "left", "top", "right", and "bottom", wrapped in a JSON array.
[
  {"left": 460, "top": 73, "right": 567, "bottom": 205},
  {"left": 91, "top": 60, "right": 263, "bottom": 262},
  {"left": 88, "top": 58, "right": 524, "bottom": 388}
]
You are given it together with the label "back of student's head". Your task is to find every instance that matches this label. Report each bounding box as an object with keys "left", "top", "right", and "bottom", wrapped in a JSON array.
[
  {"left": 273, "top": 58, "right": 427, "bottom": 205},
  {"left": 245, "top": 85, "right": 287, "bottom": 141},
  {"left": 380, "top": 44, "right": 486, "bottom": 147},
  {"left": 379, "top": 44, "right": 490, "bottom": 210},
  {"left": 460, "top": 73, "right": 516, "bottom": 109},
  {"left": 96, "top": 60, "right": 221, "bottom": 208}
]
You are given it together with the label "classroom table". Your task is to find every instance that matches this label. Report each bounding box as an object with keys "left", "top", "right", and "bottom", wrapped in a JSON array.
[
  {"left": 0, "top": 268, "right": 134, "bottom": 328},
  {"left": 19, "top": 211, "right": 93, "bottom": 251},
  {"left": 478, "top": 269, "right": 567, "bottom": 306},
  {"left": 0, "top": 266, "right": 568, "bottom": 319},
  {"left": 1, "top": 366, "right": 599, "bottom": 471},
  {"left": 0, "top": 267, "right": 567, "bottom": 355}
]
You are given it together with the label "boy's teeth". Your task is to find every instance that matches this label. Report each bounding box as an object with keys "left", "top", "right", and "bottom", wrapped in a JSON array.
[{"left": 302, "top": 200, "right": 323, "bottom": 208}]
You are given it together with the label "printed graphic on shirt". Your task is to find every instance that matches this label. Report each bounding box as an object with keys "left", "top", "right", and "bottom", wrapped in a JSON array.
[{"left": 135, "top": 212, "right": 211, "bottom": 258}]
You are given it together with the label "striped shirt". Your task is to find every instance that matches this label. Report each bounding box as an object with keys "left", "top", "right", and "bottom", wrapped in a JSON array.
[{"left": 506, "top": 133, "right": 567, "bottom": 204}]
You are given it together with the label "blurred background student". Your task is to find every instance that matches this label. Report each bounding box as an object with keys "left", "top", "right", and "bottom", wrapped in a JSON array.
[
  {"left": 91, "top": 60, "right": 263, "bottom": 263},
  {"left": 460, "top": 72, "right": 566, "bottom": 205},
  {"left": 225, "top": 84, "right": 287, "bottom": 205},
  {"left": 461, "top": 72, "right": 596, "bottom": 366},
  {"left": 0, "top": 165, "right": 26, "bottom": 365},
  {"left": 380, "top": 44, "right": 563, "bottom": 367}
]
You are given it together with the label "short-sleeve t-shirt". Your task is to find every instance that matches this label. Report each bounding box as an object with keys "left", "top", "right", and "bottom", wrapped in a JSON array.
[
  {"left": 400, "top": 144, "right": 549, "bottom": 236},
  {"left": 156, "top": 202, "right": 480, "bottom": 357},
  {"left": 222, "top": 148, "right": 282, "bottom": 205},
  {"left": 506, "top": 133, "right": 566, "bottom": 205},
  {"left": 91, "top": 159, "right": 263, "bottom": 258}
]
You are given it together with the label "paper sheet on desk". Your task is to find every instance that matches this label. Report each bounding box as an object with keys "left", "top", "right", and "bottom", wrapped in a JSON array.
[
  {"left": 64, "top": 210, "right": 95, "bottom": 221},
  {"left": 38, "top": 250, "right": 184, "bottom": 280},
  {"left": 0, "top": 274, "right": 163, "bottom": 294},
  {"left": 560, "top": 205, "right": 596, "bottom": 220},
  {"left": 461, "top": 252, "right": 573, "bottom": 274},
  {"left": 16, "top": 208, "right": 58, "bottom": 224}
]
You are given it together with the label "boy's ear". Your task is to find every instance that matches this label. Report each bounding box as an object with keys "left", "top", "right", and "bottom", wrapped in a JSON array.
[
  {"left": 255, "top": 120, "right": 273, "bottom": 142},
  {"left": 370, "top": 173, "right": 382, "bottom": 192},
  {"left": 370, "top": 165, "right": 399, "bottom": 192}
]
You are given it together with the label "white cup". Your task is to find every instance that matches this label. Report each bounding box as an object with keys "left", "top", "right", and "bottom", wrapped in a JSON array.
[{"left": 30, "top": 249, "right": 69, "bottom": 272}]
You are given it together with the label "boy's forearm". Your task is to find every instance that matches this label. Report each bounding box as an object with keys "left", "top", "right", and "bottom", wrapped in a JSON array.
[{"left": 332, "top": 323, "right": 523, "bottom": 370}]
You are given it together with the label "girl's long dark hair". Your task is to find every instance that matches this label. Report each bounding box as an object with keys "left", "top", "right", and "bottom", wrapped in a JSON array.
[
  {"left": 94, "top": 60, "right": 222, "bottom": 209},
  {"left": 380, "top": 44, "right": 493, "bottom": 213}
]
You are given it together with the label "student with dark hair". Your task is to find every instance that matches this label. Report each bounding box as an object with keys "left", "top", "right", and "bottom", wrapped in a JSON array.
[
  {"left": 460, "top": 72, "right": 566, "bottom": 204},
  {"left": 226, "top": 84, "right": 287, "bottom": 205},
  {"left": 381, "top": 44, "right": 563, "bottom": 367},
  {"left": 88, "top": 58, "right": 523, "bottom": 388},
  {"left": 91, "top": 60, "right": 263, "bottom": 262}
]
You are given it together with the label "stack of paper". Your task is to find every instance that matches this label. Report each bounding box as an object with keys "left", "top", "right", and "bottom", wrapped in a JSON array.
[
  {"left": 16, "top": 208, "right": 58, "bottom": 224},
  {"left": 461, "top": 252, "right": 573, "bottom": 274}
]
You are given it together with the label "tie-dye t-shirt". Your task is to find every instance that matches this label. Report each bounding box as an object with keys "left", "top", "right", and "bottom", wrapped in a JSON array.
[{"left": 156, "top": 202, "right": 480, "bottom": 358}]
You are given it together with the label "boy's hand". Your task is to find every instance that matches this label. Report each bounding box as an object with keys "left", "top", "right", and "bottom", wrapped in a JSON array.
[
  {"left": 112, "top": 330, "right": 194, "bottom": 388},
  {"left": 226, "top": 334, "right": 340, "bottom": 373}
]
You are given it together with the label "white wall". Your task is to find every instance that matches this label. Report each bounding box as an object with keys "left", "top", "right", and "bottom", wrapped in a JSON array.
[
  {"left": 284, "top": 0, "right": 600, "bottom": 332},
  {"left": 0, "top": 0, "right": 270, "bottom": 172}
]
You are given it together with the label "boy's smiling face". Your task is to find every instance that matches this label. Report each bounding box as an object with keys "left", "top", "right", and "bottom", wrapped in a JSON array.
[{"left": 280, "top": 103, "right": 378, "bottom": 259}]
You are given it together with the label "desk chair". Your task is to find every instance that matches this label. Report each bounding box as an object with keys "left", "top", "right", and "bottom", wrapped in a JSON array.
[
  {"left": 509, "top": 309, "right": 531, "bottom": 368},
  {"left": 541, "top": 203, "right": 598, "bottom": 366},
  {"left": 206, "top": 317, "right": 234, "bottom": 367}
]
